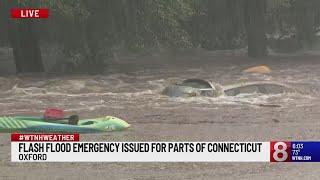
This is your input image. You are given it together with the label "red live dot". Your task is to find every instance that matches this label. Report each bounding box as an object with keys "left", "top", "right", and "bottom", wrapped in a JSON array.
[{"left": 11, "top": 8, "right": 49, "bottom": 19}]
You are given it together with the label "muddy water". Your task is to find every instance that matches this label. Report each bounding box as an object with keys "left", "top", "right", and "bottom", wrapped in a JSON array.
[{"left": 0, "top": 54, "right": 320, "bottom": 179}]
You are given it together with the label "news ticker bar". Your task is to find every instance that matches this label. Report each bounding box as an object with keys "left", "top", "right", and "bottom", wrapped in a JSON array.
[{"left": 10, "top": 134, "right": 320, "bottom": 162}]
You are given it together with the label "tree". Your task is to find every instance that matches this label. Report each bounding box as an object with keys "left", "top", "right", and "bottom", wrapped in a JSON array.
[
  {"left": 244, "top": 0, "right": 267, "bottom": 57},
  {"left": 293, "top": 0, "right": 318, "bottom": 48},
  {"left": 4, "top": 0, "right": 44, "bottom": 73}
]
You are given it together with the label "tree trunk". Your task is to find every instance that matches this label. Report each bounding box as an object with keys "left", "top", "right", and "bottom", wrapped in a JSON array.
[
  {"left": 5, "top": 1, "right": 44, "bottom": 73},
  {"left": 0, "top": 2, "right": 8, "bottom": 45},
  {"left": 244, "top": 0, "right": 267, "bottom": 58},
  {"left": 295, "top": 0, "right": 315, "bottom": 48}
]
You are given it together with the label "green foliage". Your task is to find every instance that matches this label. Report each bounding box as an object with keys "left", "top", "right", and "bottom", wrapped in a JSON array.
[{"left": 6, "top": 0, "right": 320, "bottom": 73}]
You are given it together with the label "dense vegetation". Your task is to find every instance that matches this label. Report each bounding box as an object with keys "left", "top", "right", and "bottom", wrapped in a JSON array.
[{"left": 1, "top": 0, "right": 320, "bottom": 73}]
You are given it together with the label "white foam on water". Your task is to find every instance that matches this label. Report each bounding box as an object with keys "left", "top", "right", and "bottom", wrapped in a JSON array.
[{"left": 0, "top": 60, "right": 319, "bottom": 115}]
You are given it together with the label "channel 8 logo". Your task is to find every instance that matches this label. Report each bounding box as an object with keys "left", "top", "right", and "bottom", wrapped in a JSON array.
[{"left": 270, "top": 141, "right": 291, "bottom": 162}]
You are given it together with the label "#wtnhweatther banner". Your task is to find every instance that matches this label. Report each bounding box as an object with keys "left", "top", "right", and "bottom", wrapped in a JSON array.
[{"left": 10, "top": 134, "right": 320, "bottom": 162}]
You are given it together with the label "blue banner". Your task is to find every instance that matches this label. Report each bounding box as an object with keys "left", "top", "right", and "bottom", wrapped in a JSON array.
[{"left": 291, "top": 142, "right": 320, "bottom": 162}]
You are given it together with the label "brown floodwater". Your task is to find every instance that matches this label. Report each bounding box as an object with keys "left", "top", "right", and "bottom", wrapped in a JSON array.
[{"left": 0, "top": 52, "right": 320, "bottom": 179}]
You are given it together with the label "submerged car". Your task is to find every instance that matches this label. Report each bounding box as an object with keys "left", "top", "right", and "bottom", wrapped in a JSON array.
[
  {"left": 162, "top": 79, "right": 223, "bottom": 97},
  {"left": 162, "top": 79, "right": 297, "bottom": 97}
]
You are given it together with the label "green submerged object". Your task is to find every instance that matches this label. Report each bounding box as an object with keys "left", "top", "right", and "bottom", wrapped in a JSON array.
[{"left": 0, "top": 116, "right": 130, "bottom": 133}]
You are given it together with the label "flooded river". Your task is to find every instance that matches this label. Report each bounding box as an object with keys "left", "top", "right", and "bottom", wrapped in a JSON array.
[{"left": 0, "top": 53, "right": 320, "bottom": 179}]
